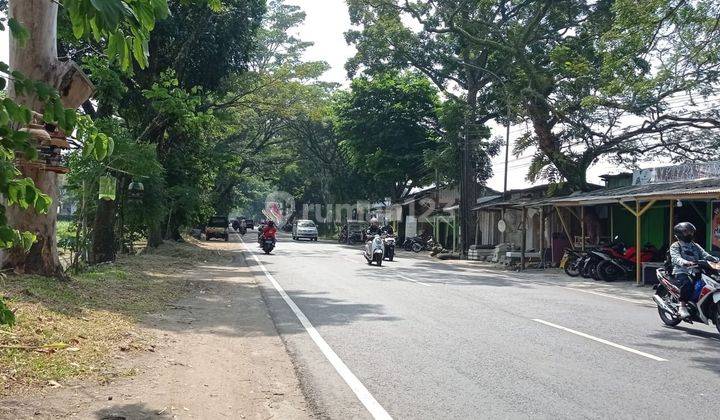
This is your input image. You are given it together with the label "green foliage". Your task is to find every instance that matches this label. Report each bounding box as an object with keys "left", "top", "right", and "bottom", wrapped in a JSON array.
[
  {"left": 335, "top": 72, "right": 441, "bottom": 200},
  {"left": 0, "top": 58, "right": 89, "bottom": 254},
  {"left": 347, "top": 0, "right": 720, "bottom": 189},
  {"left": 65, "top": 0, "right": 170, "bottom": 71},
  {"left": 0, "top": 297, "right": 15, "bottom": 327}
]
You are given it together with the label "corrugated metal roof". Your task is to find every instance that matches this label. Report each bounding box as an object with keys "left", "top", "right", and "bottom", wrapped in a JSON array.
[{"left": 550, "top": 177, "right": 720, "bottom": 206}]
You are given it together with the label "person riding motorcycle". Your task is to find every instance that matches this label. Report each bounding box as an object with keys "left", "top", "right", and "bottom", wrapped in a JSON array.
[
  {"left": 670, "top": 222, "right": 719, "bottom": 319},
  {"left": 366, "top": 217, "right": 382, "bottom": 240},
  {"left": 382, "top": 223, "right": 394, "bottom": 236},
  {"left": 261, "top": 220, "right": 278, "bottom": 245}
]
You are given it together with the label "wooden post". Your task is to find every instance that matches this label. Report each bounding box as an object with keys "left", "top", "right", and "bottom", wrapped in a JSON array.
[
  {"left": 555, "top": 206, "right": 574, "bottom": 249},
  {"left": 474, "top": 211, "right": 480, "bottom": 247},
  {"left": 707, "top": 201, "right": 713, "bottom": 252},
  {"left": 580, "top": 206, "right": 586, "bottom": 251},
  {"left": 521, "top": 206, "right": 527, "bottom": 270},
  {"left": 539, "top": 207, "right": 546, "bottom": 268},
  {"left": 668, "top": 199, "right": 674, "bottom": 244}
]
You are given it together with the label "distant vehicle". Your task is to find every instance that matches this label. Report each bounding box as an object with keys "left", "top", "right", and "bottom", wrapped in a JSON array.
[
  {"left": 292, "top": 219, "right": 318, "bottom": 241},
  {"left": 205, "top": 216, "right": 229, "bottom": 241},
  {"left": 244, "top": 219, "right": 254, "bottom": 230}
]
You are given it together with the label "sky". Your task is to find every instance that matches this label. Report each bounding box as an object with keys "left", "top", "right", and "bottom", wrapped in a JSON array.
[{"left": 0, "top": 2, "right": 642, "bottom": 192}]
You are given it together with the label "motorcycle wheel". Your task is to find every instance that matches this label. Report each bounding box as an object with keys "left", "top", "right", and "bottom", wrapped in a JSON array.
[
  {"left": 376, "top": 256, "right": 383, "bottom": 266},
  {"left": 657, "top": 285, "right": 682, "bottom": 327},
  {"left": 597, "top": 260, "right": 623, "bottom": 282},
  {"left": 564, "top": 259, "right": 581, "bottom": 277},
  {"left": 403, "top": 242, "right": 413, "bottom": 252},
  {"left": 580, "top": 261, "right": 594, "bottom": 278},
  {"left": 412, "top": 243, "right": 423, "bottom": 253}
]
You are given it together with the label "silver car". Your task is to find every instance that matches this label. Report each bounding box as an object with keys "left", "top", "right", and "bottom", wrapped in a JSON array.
[{"left": 293, "top": 220, "right": 318, "bottom": 241}]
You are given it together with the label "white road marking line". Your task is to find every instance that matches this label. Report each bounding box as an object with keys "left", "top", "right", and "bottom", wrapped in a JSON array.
[
  {"left": 563, "top": 287, "right": 653, "bottom": 306},
  {"left": 397, "top": 273, "right": 432, "bottom": 287},
  {"left": 241, "top": 240, "right": 393, "bottom": 420},
  {"left": 532, "top": 319, "right": 667, "bottom": 362}
]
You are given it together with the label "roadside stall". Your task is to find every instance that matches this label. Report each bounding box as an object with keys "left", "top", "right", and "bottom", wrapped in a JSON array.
[{"left": 548, "top": 163, "right": 720, "bottom": 284}]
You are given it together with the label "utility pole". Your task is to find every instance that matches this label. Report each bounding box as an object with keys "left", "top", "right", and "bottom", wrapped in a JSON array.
[
  {"left": 458, "top": 90, "right": 471, "bottom": 258},
  {"left": 502, "top": 101, "right": 511, "bottom": 244}
]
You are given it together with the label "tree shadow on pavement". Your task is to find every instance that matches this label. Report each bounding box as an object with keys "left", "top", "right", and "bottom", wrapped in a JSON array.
[
  {"left": 138, "top": 250, "right": 401, "bottom": 339},
  {"left": 642, "top": 326, "right": 720, "bottom": 376}
]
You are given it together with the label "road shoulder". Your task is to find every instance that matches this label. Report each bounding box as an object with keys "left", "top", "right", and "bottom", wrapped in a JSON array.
[{"left": 0, "top": 242, "right": 312, "bottom": 420}]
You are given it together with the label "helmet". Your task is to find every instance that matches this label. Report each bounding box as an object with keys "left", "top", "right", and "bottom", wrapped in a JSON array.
[
  {"left": 370, "top": 217, "right": 379, "bottom": 227},
  {"left": 674, "top": 222, "right": 696, "bottom": 243},
  {"left": 267, "top": 220, "right": 275, "bottom": 227}
]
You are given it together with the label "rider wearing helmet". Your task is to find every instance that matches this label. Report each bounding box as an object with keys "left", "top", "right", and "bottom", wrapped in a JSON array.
[
  {"left": 366, "top": 217, "right": 382, "bottom": 238},
  {"left": 670, "top": 222, "right": 719, "bottom": 319}
]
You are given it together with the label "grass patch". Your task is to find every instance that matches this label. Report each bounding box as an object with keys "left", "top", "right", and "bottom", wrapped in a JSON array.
[{"left": 0, "top": 239, "right": 228, "bottom": 395}]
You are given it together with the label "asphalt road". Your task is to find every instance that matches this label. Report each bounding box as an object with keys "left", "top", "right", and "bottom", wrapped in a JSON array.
[{"left": 237, "top": 231, "right": 720, "bottom": 419}]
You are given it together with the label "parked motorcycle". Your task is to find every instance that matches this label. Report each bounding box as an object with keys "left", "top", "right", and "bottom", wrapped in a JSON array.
[
  {"left": 560, "top": 248, "right": 585, "bottom": 277},
  {"left": 595, "top": 243, "right": 657, "bottom": 282},
  {"left": 383, "top": 234, "right": 396, "bottom": 261},
  {"left": 363, "top": 234, "right": 385, "bottom": 266},
  {"left": 653, "top": 260, "right": 720, "bottom": 334},
  {"left": 338, "top": 226, "right": 348, "bottom": 243},
  {"left": 403, "top": 235, "right": 434, "bottom": 253},
  {"left": 583, "top": 238, "right": 635, "bottom": 280}
]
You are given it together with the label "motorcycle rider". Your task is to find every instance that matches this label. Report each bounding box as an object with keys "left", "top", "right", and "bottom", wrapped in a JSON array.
[
  {"left": 382, "top": 222, "right": 394, "bottom": 236},
  {"left": 366, "top": 217, "right": 382, "bottom": 239},
  {"left": 261, "top": 220, "right": 278, "bottom": 246},
  {"left": 670, "top": 222, "right": 719, "bottom": 319}
]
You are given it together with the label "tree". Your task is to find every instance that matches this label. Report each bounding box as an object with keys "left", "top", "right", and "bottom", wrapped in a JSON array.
[
  {"left": 55, "top": 0, "right": 266, "bottom": 248},
  {"left": 335, "top": 72, "right": 440, "bottom": 202},
  {"left": 2, "top": 0, "right": 164, "bottom": 275},
  {"left": 348, "top": 1, "right": 720, "bottom": 191},
  {"left": 345, "top": 0, "right": 514, "bottom": 253},
  {"left": 481, "top": 0, "right": 720, "bottom": 188}
]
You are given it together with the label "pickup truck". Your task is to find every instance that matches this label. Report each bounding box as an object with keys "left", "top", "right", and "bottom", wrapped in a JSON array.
[{"left": 205, "top": 216, "right": 229, "bottom": 241}]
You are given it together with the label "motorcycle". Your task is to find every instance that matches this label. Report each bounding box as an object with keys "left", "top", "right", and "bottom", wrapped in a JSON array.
[
  {"left": 560, "top": 248, "right": 585, "bottom": 277},
  {"left": 595, "top": 243, "right": 657, "bottom": 282},
  {"left": 363, "top": 234, "right": 385, "bottom": 266},
  {"left": 653, "top": 260, "right": 720, "bottom": 334},
  {"left": 402, "top": 235, "right": 434, "bottom": 253},
  {"left": 261, "top": 236, "right": 275, "bottom": 254},
  {"left": 583, "top": 238, "right": 635, "bottom": 280},
  {"left": 383, "top": 234, "right": 396, "bottom": 261},
  {"left": 338, "top": 226, "right": 348, "bottom": 243}
]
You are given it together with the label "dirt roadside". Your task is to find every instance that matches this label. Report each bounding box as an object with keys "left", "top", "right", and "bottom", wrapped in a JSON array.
[{"left": 0, "top": 240, "right": 313, "bottom": 419}]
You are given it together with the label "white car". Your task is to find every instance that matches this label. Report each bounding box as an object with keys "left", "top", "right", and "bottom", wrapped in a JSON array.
[{"left": 292, "top": 220, "right": 318, "bottom": 241}]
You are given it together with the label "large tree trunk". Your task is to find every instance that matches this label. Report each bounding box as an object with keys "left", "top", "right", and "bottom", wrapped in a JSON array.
[
  {"left": 6, "top": 0, "right": 93, "bottom": 276},
  {"left": 90, "top": 199, "right": 117, "bottom": 264},
  {"left": 527, "top": 101, "right": 590, "bottom": 191}
]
